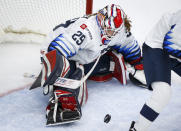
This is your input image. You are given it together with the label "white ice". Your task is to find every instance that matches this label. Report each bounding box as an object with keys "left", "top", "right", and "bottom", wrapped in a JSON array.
[{"left": 0, "top": 0, "right": 181, "bottom": 131}]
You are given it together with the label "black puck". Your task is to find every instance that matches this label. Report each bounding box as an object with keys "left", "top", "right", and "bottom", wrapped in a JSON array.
[{"left": 104, "top": 114, "right": 111, "bottom": 123}]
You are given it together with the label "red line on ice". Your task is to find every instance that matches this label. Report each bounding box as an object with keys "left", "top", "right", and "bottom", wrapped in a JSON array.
[{"left": 0, "top": 83, "right": 32, "bottom": 97}]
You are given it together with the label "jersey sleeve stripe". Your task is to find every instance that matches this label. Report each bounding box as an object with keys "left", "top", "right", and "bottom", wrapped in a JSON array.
[
  {"left": 50, "top": 34, "right": 77, "bottom": 57},
  {"left": 56, "top": 41, "right": 75, "bottom": 57},
  {"left": 58, "top": 34, "right": 77, "bottom": 53},
  {"left": 49, "top": 41, "right": 70, "bottom": 58},
  {"left": 54, "top": 45, "right": 69, "bottom": 58},
  {"left": 125, "top": 48, "right": 141, "bottom": 59}
]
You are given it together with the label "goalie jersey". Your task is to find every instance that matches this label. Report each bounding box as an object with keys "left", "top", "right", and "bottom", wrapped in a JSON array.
[{"left": 42, "top": 15, "right": 141, "bottom": 64}]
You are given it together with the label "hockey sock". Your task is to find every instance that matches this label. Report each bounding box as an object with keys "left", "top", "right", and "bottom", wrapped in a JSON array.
[{"left": 135, "top": 82, "right": 171, "bottom": 131}]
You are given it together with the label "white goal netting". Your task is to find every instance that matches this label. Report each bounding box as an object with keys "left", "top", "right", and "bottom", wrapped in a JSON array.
[{"left": 0, "top": 0, "right": 92, "bottom": 44}]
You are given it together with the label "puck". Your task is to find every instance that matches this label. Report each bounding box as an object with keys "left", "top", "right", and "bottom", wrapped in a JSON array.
[{"left": 104, "top": 114, "right": 111, "bottom": 123}]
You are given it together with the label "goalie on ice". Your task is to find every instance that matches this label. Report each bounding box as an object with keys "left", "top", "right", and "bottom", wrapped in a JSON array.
[{"left": 31, "top": 4, "right": 145, "bottom": 125}]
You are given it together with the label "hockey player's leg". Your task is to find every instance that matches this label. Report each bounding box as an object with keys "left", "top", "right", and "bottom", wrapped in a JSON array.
[
  {"left": 131, "top": 82, "right": 171, "bottom": 131},
  {"left": 129, "top": 44, "right": 172, "bottom": 131},
  {"left": 41, "top": 50, "right": 70, "bottom": 87},
  {"left": 87, "top": 53, "right": 113, "bottom": 82},
  {"left": 46, "top": 74, "right": 87, "bottom": 125},
  {"left": 108, "top": 50, "right": 146, "bottom": 87},
  {"left": 108, "top": 50, "right": 127, "bottom": 85},
  {"left": 69, "top": 63, "right": 88, "bottom": 107},
  {"left": 86, "top": 50, "right": 127, "bottom": 84},
  {"left": 39, "top": 50, "right": 88, "bottom": 125},
  {"left": 44, "top": 60, "right": 87, "bottom": 125},
  {"left": 40, "top": 50, "right": 70, "bottom": 94},
  {"left": 46, "top": 86, "right": 82, "bottom": 125},
  {"left": 87, "top": 50, "right": 146, "bottom": 87},
  {"left": 170, "top": 57, "right": 181, "bottom": 77}
]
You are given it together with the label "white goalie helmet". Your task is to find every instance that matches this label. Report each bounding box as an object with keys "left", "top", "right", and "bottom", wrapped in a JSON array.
[{"left": 98, "top": 4, "right": 125, "bottom": 39}]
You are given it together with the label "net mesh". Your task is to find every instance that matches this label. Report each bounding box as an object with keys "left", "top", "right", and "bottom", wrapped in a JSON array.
[{"left": 0, "top": 0, "right": 87, "bottom": 43}]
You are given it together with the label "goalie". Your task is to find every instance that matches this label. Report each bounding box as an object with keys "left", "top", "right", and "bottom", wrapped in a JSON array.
[{"left": 33, "top": 4, "right": 144, "bottom": 125}]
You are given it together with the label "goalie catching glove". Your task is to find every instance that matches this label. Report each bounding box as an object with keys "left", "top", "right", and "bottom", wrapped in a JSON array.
[
  {"left": 129, "top": 57, "right": 143, "bottom": 70},
  {"left": 126, "top": 57, "right": 147, "bottom": 89}
]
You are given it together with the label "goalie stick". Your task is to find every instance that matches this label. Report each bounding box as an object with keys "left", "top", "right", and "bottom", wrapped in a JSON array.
[
  {"left": 26, "top": 65, "right": 149, "bottom": 91},
  {"left": 25, "top": 71, "right": 149, "bottom": 90},
  {"left": 126, "top": 63, "right": 149, "bottom": 90}
]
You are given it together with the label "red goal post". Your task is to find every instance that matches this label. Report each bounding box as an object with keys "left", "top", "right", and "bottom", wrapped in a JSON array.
[{"left": 0, "top": 0, "right": 93, "bottom": 44}]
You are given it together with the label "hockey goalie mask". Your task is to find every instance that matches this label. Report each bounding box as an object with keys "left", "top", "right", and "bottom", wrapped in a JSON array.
[{"left": 98, "top": 4, "right": 125, "bottom": 41}]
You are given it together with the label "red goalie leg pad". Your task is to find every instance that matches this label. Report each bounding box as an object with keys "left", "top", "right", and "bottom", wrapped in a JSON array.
[
  {"left": 107, "top": 51, "right": 127, "bottom": 85},
  {"left": 59, "top": 96, "right": 77, "bottom": 111},
  {"left": 88, "top": 73, "right": 113, "bottom": 82},
  {"left": 46, "top": 104, "right": 51, "bottom": 117},
  {"left": 54, "top": 89, "right": 79, "bottom": 111},
  {"left": 42, "top": 50, "right": 70, "bottom": 86},
  {"left": 79, "top": 81, "right": 88, "bottom": 106}
]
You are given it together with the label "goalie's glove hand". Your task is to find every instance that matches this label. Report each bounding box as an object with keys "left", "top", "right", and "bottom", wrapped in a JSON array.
[
  {"left": 126, "top": 59, "right": 147, "bottom": 89},
  {"left": 129, "top": 57, "right": 143, "bottom": 70}
]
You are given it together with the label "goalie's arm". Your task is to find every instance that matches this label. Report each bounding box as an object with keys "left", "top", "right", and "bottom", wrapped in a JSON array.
[
  {"left": 113, "top": 35, "right": 143, "bottom": 70},
  {"left": 47, "top": 18, "right": 88, "bottom": 59},
  {"left": 47, "top": 33, "right": 79, "bottom": 58}
]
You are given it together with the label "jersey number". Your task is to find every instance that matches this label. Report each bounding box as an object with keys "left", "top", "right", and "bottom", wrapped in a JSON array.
[{"left": 72, "top": 31, "right": 85, "bottom": 45}]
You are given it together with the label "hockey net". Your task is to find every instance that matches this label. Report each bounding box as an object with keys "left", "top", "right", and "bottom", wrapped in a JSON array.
[{"left": 0, "top": 0, "right": 93, "bottom": 44}]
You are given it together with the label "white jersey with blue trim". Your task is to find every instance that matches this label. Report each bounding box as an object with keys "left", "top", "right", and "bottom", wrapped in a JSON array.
[
  {"left": 145, "top": 10, "right": 181, "bottom": 59},
  {"left": 42, "top": 15, "right": 140, "bottom": 64}
]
